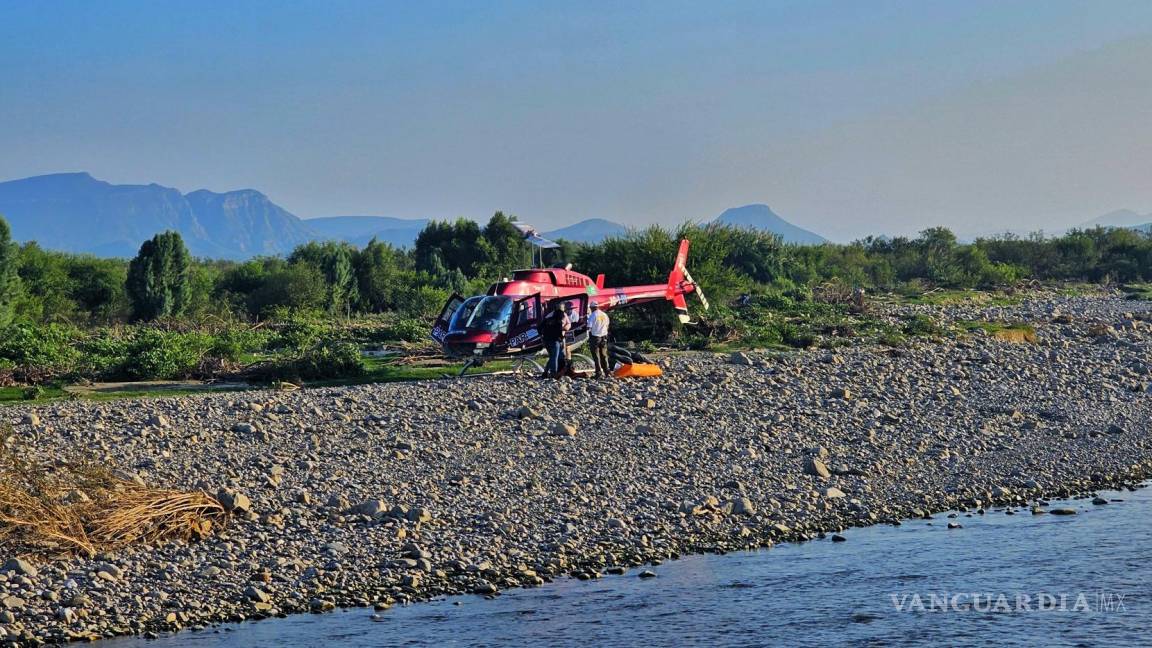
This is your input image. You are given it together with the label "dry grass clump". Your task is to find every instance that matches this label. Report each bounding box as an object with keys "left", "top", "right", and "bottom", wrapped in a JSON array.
[{"left": 0, "top": 426, "right": 225, "bottom": 558}]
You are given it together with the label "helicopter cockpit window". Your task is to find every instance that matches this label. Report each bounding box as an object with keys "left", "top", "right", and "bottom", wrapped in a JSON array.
[
  {"left": 449, "top": 296, "right": 514, "bottom": 334},
  {"left": 515, "top": 298, "right": 538, "bottom": 327},
  {"left": 448, "top": 297, "right": 482, "bottom": 332}
]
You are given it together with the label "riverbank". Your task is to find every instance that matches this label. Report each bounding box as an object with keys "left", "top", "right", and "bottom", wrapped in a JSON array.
[
  {"left": 1, "top": 293, "right": 1150, "bottom": 645},
  {"left": 99, "top": 482, "right": 1152, "bottom": 648}
]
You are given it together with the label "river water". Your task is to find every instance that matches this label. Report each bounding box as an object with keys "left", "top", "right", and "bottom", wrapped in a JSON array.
[{"left": 106, "top": 485, "right": 1151, "bottom": 648}]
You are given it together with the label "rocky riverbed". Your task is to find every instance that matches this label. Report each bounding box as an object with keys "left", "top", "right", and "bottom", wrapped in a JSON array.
[{"left": 1, "top": 292, "right": 1151, "bottom": 646}]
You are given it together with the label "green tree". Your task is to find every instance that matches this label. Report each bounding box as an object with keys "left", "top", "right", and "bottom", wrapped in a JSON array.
[
  {"left": 479, "top": 211, "right": 526, "bottom": 277},
  {"left": 255, "top": 264, "right": 328, "bottom": 315},
  {"left": 12, "top": 242, "right": 74, "bottom": 323},
  {"left": 288, "top": 241, "right": 359, "bottom": 315},
  {"left": 916, "top": 227, "right": 961, "bottom": 285},
  {"left": 217, "top": 257, "right": 328, "bottom": 318},
  {"left": 67, "top": 256, "right": 129, "bottom": 322},
  {"left": 0, "top": 216, "right": 18, "bottom": 325},
  {"left": 125, "top": 231, "right": 192, "bottom": 321},
  {"left": 414, "top": 218, "right": 486, "bottom": 276},
  {"left": 354, "top": 238, "right": 408, "bottom": 312}
]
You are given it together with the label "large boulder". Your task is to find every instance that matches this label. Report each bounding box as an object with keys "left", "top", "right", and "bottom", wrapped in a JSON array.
[
  {"left": 803, "top": 456, "right": 831, "bottom": 479},
  {"left": 730, "top": 498, "right": 757, "bottom": 516},
  {"left": 728, "top": 352, "right": 753, "bottom": 366},
  {"left": 350, "top": 500, "right": 388, "bottom": 517},
  {"left": 216, "top": 489, "right": 252, "bottom": 515},
  {"left": 1, "top": 558, "right": 37, "bottom": 578},
  {"left": 551, "top": 422, "right": 577, "bottom": 437}
]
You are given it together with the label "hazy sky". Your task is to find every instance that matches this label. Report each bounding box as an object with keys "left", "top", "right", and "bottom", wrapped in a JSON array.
[{"left": 3, "top": 1, "right": 1152, "bottom": 240}]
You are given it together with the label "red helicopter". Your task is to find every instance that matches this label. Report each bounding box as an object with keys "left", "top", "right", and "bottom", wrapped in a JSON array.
[{"left": 430, "top": 224, "right": 709, "bottom": 375}]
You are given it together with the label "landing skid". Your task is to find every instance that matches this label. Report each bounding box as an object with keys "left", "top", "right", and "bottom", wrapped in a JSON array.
[
  {"left": 453, "top": 353, "right": 594, "bottom": 378},
  {"left": 457, "top": 357, "right": 486, "bottom": 377},
  {"left": 510, "top": 353, "right": 594, "bottom": 377}
]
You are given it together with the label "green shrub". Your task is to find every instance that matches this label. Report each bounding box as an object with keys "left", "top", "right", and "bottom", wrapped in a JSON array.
[
  {"left": 293, "top": 341, "right": 364, "bottom": 380},
  {"left": 209, "top": 327, "right": 271, "bottom": 362},
  {"left": 902, "top": 314, "right": 942, "bottom": 336},
  {"left": 249, "top": 340, "right": 365, "bottom": 383},
  {"left": 119, "top": 329, "right": 213, "bottom": 380},
  {"left": 382, "top": 317, "right": 429, "bottom": 343},
  {"left": 677, "top": 333, "right": 714, "bottom": 351},
  {"left": 77, "top": 332, "right": 131, "bottom": 378},
  {"left": 777, "top": 322, "right": 816, "bottom": 348},
  {"left": 0, "top": 323, "right": 80, "bottom": 369},
  {"left": 878, "top": 331, "right": 907, "bottom": 347},
  {"left": 271, "top": 317, "right": 325, "bottom": 352}
]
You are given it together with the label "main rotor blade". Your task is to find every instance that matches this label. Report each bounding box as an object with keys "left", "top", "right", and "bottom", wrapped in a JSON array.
[
  {"left": 524, "top": 234, "right": 561, "bottom": 249},
  {"left": 514, "top": 223, "right": 561, "bottom": 248}
]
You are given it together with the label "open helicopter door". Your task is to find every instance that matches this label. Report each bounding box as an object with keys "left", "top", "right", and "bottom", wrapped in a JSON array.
[
  {"left": 430, "top": 293, "right": 465, "bottom": 343},
  {"left": 567, "top": 293, "right": 589, "bottom": 337},
  {"left": 506, "top": 294, "right": 543, "bottom": 351},
  {"left": 545, "top": 293, "right": 589, "bottom": 346}
]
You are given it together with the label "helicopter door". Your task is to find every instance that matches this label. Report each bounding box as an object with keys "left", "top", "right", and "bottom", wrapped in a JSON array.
[
  {"left": 506, "top": 294, "right": 542, "bottom": 351},
  {"left": 430, "top": 293, "right": 465, "bottom": 343},
  {"left": 564, "top": 293, "right": 590, "bottom": 343},
  {"left": 567, "top": 294, "right": 589, "bottom": 336}
]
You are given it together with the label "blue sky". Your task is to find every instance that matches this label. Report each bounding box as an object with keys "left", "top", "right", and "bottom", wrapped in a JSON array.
[{"left": 3, "top": 1, "right": 1152, "bottom": 239}]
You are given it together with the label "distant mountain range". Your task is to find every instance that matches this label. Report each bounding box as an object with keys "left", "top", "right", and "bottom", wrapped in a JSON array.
[
  {"left": 543, "top": 218, "right": 629, "bottom": 243},
  {"left": 954, "top": 209, "right": 1152, "bottom": 242},
  {"left": 1079, "top": 209, "right": 1152, "bottom": 235},
  {"left": 302, "top": 216, "right": 430, "bottom": 249},
  {"left": 1080, "top": 209, "right": 1151, "bottom": 229},
  {"left": 0, "top": 173, "right": 830, "bottom": 258},
  {"left": 712, "top": 204, "right": 827, "bottom": 244},
  {"left": 541, "top": 205, "right": 828, "bottom": 245},
  {"left": 0, "top": 173, "right": 429, "bottom": 258}
]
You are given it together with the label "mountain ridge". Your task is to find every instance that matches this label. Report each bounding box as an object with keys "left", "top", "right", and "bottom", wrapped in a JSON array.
[
  {"left": 303, "top": 215, "right": 431, "bottom": 249},
  {"left": 543, "top": 218, "right": 629, "bottom": 243},
  {"left": 1080, "top": 209, "right": 1150, "bottom": 229},
  {"left": 712, "top": 204, "right": 827, "bottom": 244},
  {"left": 0, "top": 173, "right": 831, "bottom": 257}
]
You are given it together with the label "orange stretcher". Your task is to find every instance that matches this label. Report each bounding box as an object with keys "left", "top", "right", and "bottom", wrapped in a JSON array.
[{"left": 612, "top": 363, "right": 663, "bottom": 378}]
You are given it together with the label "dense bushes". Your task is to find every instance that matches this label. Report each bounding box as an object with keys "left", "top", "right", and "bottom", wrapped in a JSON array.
[
  {"left": 0, "top": 324, "right": 263, "bottom": 383},
  {"left": 0, "top": 210, "right": 1150, "bottom": 384},
  {"left": 288, "top": 341, "right": 364, "bottom": 381},
  {"left": 0, "top": 317, "right": 375, "bottom": 385},
  {"left": 572, "top": 224, "right": 1152, "bottom": 302},
  {"left": 119, "top": 330, "right": 214, "bottom": 380},
  {"left": 0, "top": 323, "right": 79, "bottom": 370},
  {"left": 2, "top": 212, "right": 1150, "bottom": 334},
  {"left": 242, "top": 340, "right": 365, "bottom": 384}
]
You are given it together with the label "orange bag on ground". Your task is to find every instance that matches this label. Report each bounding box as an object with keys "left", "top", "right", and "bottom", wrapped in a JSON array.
[{"left": 612, "top": 363, "right": 663, "bottom": 378}]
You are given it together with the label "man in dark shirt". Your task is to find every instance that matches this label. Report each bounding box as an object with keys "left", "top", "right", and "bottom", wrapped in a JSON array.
[{"left": 540, "top": 300, "right": 570, "bottom": 378}]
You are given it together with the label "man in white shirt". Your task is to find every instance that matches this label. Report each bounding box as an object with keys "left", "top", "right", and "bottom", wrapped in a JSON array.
[{"left": 587, "top": 301, "right": 611, "bottom": 378}]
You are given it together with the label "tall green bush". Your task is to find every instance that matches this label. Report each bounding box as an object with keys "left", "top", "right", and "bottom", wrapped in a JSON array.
[
  {"left": 126, "top": 231, "right": 191, "bottom": 321},
  {"left": 0, "top": 216, "right": 18, "bottom": 326}
]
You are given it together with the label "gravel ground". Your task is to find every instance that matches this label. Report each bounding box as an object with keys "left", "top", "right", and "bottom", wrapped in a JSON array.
[{"left": 1, "top": 293, "right": 1151, "bottom": 646}]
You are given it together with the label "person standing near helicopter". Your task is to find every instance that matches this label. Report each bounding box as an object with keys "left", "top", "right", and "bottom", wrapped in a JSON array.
[
  {"left": 587, "top": 301, "right": 611, "bottom": 378},
  {"left": 540, "top": 300, "right": 570, "bottom": 378}
]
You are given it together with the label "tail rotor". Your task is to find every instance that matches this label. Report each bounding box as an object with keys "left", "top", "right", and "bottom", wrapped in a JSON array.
[{"left": 682, "top": 268, "right": 710, "bottom": 312}]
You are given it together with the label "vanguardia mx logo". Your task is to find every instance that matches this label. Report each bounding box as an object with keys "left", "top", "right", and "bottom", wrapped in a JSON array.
[{"left": 890, "top": 591, "right": 1131, "bottom": 613}]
